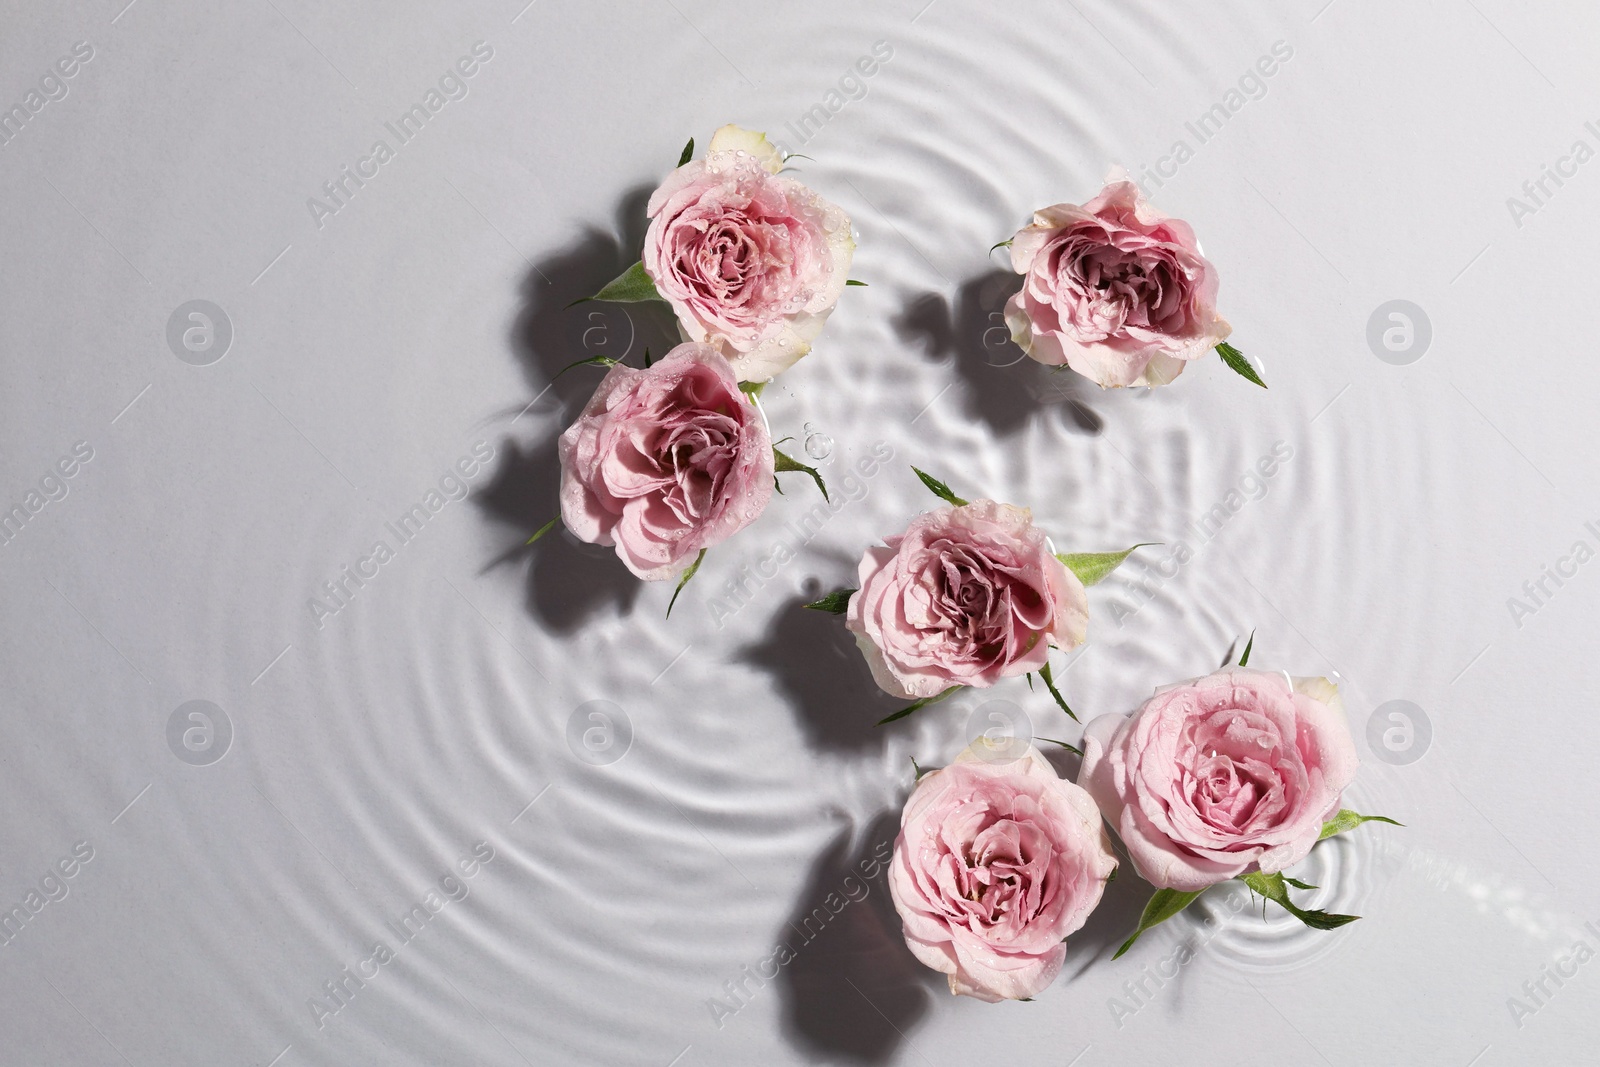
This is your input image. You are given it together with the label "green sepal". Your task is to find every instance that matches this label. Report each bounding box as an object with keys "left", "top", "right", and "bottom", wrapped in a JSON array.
[
  {"left": 1035, "top": 735, "right": 1083, "bottom": 757},
  {"left": 1318, "top": 809, "right": 1403, "bottom": 841},
  {"left": 877, "top": 687, "right": 959, "bottom": 726},
  {"left": 739, "top": 380, "right": 766, "bottom": 399},
  {"left": 805, "top": 588, "right": 855, "bottom": 614},
  {"left": 911, "top": 467, "right": 968, "bottom": 507},
  {"left": 554, "top": 354, "right": 621, "bottom": 379},
  {"left": 1113, "top": 888, "right": 1205, "bottom": 959},
  {"left": 1238, "top": 870, "right": 1360, "bottom": 930},
  {"left": 989, "top": 239, "right": 1013, "bottom": 254},
  {"left": 845, "top": 279, "right": 868, "bottom": 286},
  {"left": 1283, "top": 876, "right": 1319, "bottom": 891},
  {"left": 677, "top": 137, "right": 694, "bottom": 167},
  {"left": 666, "top": 549, "right": 707, "bottom": 619},
  {"left": 525, "top": 517, "right": 559, "bottom": 545},
  {"left": 1237, "top": 630, "right": 1255, "bottom": 667},
  {"left": 1217, "top": 341, "right": 1267, "bottom": 388},
  {"left": 910, "top": 756, "right": 930, "bottom": 780},
  {"left": 774, "top": 447, "right": 829, "bottom": 502},
  {"left": 1056, "top": 544, "right": 1156, "bottom": 587},
  {"left": 1036, "top": 661, "right": 1077, "bottom": 722},
  {"left": 577, "top": 261, "right": 662, "bottom": 305}
]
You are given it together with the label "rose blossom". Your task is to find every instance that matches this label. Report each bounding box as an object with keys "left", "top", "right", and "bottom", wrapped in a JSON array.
[
  {"left": 644, "top": 124, "right": 854, "bottom": 383},
  {"left": 558, "top": 342, "right": 773, "bottom": 580},
  {"left": 1079, "top": 668, "right": 1359, "bottom": 892},
  {"left": 1004, "top": 179, "right": 1231, "bottom": 388},
  {"left": 846, "top": 500, "right": 1088, "bottom": 700},
  {"left": 889, "top": 739, "right": 1117, "bottom": 1002}
]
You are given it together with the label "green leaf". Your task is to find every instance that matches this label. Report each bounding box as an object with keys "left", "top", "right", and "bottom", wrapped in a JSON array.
[
  {"left": 911, "top": 466, "right": 968, "bottom": 507},
  {"left": 1037, "top": 661, "right": 1078, "bottom": 722},
  {"left": 1113, "top": 888, "right": 1205, "bottom": 960},
  {"left": 1238, "top": 870, "right": 1360, "bottom": 930},
  {"left": 1237, "top": 630, "right": 1255, "bottom": 667},
  {"left": 1035, "top": 735, "right": 1083, "bottom": 757},
  {"left": 845, "top": 279, "right": 868, "bottom": 286},
  {"left": 584, "top": 261, "right": 662, "bottom": 304},
  {"left": 525, "top": 517, "right": 559, "bottom": 545},
  {"left": 805, "top": 588, "right": 855, "bottom": 614},
  {"left": 774, "top": 447, "right": 829, "bottom": 502},
  {"left": 1319, "top": 809, "right": 1404, "bottom": 841},
  {"left": 1056, "top": 544, "right": 1157, "bottom": 587},
  {"left": 677, "top": 137, "right": 694, "bottom": 167},
  {"left": 1282, "top": 875, "right": 1319, "bottom": 891},
  {"left": 1216, "top": 341, "right": 1267, "bottom": 388},
  {"left": 877, "top": 687, "right": 959, "bottom": 726},
  {"left": 666, "top": 549, "right": 707, "bottom": 619},
  {"left": 554, "top": 354, "right": 620, "bottom": 379}
]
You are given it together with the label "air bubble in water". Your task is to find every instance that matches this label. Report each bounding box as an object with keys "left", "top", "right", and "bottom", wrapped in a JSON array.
[{"left": 803, "top": 423, "right": 833, "bottom": 461}]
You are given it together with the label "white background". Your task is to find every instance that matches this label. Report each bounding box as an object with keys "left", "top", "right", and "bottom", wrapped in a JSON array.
[{"left": 1, "top": 1, "right": 1595, "bottom": 1064}]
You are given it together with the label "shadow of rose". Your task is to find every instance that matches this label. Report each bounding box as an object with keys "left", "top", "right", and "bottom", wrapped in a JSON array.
[
  {"left": 776, "top": 811, "right": 935, "bottom": 1065},
  {"left": 895, "top": 268, "right": 1104, "bottom": 437},
  {"left": 473, "top": 185, "right": 683, "bottom": 631},
  {"left": 736, "top": 590, "right": 908, "bottom": 753}
]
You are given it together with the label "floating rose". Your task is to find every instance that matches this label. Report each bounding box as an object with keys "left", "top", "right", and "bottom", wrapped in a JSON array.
[
  {"left": 889, "top": 739, "right": 1117, "bottom": 1002},
  {"left": 586, "top": 125, "right": 856, "bottom": 384},
  {"left": 1078, "top": 655, "right": 1398, "bottom": 957},
  {"left": 557, "top": 343, "right": 772, "bottom": 582},
  {"left": 1001, "top": 178, "right": 1261, "bottom": 388},
  {"left": 809, "top": 467, "right": 1150, "bottom": 723}
]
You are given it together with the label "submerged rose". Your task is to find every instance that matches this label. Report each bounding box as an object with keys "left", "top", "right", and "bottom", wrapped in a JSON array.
[
  {"left": 889, "top": 740, "right": 1117, "bottom": 1002},
  {"left": 644, "top": 124, "right": 854, "bottom": 383},
  {"left": 1004, "top": 179, "right": 1231, "bottom": 388},
  {"left": 558, "top": 342, "right": 773, "bottom": 580},
  {"left": 1079, "top": 669, "right": 1358, "bottom": 891},
  {"left": 845, "top": 500, "right": 1087, "bottom": 700}
]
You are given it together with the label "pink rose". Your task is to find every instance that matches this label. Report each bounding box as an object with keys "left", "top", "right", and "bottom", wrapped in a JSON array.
[
  {"left": 558, "top": 343, "right": 773, "bottom": 580},
  {"left": 1004, "top": 179, "right": 1231, "bottom": 388},
  {"left": 889, "top": 740, "right": 1117, "bottom": 1002},
  {"left": 846, "top": 500, "right": 1088, "bottom": 700},
  {"left": 644, "top": 125, "right": 854, "bottom": 383},
  {"left": 1079, "top": 669, "right": 1359, "bottom": 892}
]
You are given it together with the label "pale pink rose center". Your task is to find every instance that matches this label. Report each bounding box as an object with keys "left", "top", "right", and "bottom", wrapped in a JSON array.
[
  {"left": 1173, "top": 710, "right": 1294, "bottom": 839},
  {"left": 910, "top": 539, "right": 1045, "bottom": 667},
  {"left": 1045, "top": 225, "right": 1187, "bottom": 343},
  {"left": 926, "top": 798, "right": 1058, "bottom": 940},
  {"left": 602, "top": 373, "right": 747, "bottom": 529}
]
